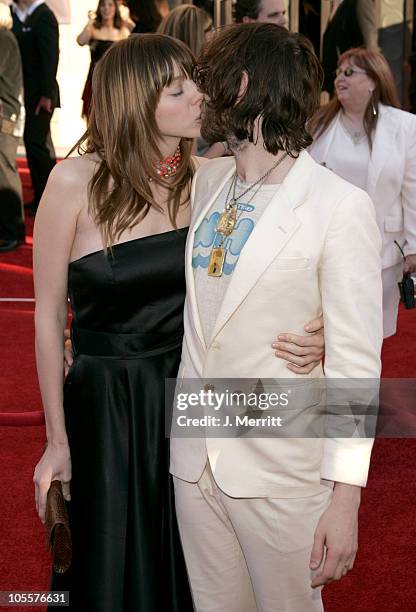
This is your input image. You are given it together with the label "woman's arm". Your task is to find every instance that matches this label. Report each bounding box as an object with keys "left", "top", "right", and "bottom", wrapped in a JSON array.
[
  {"left": 77, "top": 15, "right": 95, "bottom": 46},
  {"left": 33, "top": 160, "right": 82, "bottom": 523}
]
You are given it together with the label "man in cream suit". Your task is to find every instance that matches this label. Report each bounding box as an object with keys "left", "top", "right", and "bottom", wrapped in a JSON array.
[{"left": 170, "top": 24, "right": 383, "bottom": 612}]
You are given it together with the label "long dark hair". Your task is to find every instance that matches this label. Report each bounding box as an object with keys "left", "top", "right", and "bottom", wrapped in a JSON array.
[
  {"left": 195, "top": 23, "right": 323, "bottom": 156},
  {"left": 93, "top": 0, "right": 123, "bottom": 29},
  {"left": 310, "top": 47, "right": 401, "bottom": 148}
]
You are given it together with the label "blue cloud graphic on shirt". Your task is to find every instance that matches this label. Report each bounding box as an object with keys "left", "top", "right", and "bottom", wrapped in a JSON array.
[
  {"left": 194, "top": 212, "right": 220, "bottom": 248},
  {"left": 192, "top": 210, "right": 255, "bottom": 275}
]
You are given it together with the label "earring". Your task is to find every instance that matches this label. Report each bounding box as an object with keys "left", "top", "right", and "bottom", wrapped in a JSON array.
[{"left": 369, "top": 89, "right": 377, "bottom": 116}]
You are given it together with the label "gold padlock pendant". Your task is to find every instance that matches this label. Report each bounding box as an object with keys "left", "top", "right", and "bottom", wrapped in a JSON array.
[{"left": 208, "top": 247, "right": 226, "bottom": 277}]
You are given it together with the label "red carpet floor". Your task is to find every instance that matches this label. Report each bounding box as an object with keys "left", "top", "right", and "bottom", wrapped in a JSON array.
[{"left": 0, "top": 161, "right": 415, "bottom": 611}]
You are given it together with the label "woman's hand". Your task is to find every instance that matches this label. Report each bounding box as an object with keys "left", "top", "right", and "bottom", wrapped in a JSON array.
[
  {"left": 64, "top": 329, "right": 74, "bottom": 377},
  {"left": 33, "top": 441, "right": 72, "bottom": 524},
  {"left": 404, "top": 253, "right": 416, "bottom": 274},
  {"left": 272, "top": 315, "right": 325, "bottom": 374},
  {"left": 77, "top": 13, "right": 95, "bottom": 46}
]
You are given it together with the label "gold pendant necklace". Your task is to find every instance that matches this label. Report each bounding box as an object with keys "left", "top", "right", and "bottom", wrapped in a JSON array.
[
  {"left": 207, "top": 247, "right": 227, "bottom": 277},
  {"left": 207, "top": 153, "right": 288, "bottom": 277},
  {"left": 216, "top": 199, "right": 238, "bottom": 236}
]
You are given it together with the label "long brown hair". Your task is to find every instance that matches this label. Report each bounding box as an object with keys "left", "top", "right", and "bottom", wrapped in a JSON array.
[
  {"left": 75, "top": 34, "right": 196, "bottom": 248},
  {"left": 93, "top": 0, "right": 123, "bottom": 30},
  {"left": 310, "top": 48, "right": 401, "bottom": 148},
  {"left": 157, "top": 5, "right": 212, "bottom": 56}
]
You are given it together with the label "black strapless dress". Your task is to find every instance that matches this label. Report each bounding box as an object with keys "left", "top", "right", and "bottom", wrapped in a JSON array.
[{"left": 50, "top": 229, "right": 193, "bottom": 612}]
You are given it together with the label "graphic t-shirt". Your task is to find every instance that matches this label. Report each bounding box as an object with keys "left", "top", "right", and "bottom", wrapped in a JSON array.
[{"left": 192, "top": 178, "right": 280, "bottom": 344}]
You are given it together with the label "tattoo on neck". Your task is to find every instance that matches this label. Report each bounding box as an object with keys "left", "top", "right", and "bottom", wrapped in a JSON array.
[{"left": 226, "top": 135, "right": 249, "bottom": 153}]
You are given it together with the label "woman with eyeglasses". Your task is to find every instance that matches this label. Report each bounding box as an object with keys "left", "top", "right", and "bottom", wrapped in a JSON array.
[{"left": 309, "top": 48, "right": 416, "bottom": 338}]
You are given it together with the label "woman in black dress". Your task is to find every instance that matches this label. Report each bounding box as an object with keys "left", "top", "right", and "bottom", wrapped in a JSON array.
[
  {"left": 33, "top": 34, "right": 201, "bottom": 611},
  {"left": 77, "top": 0, "right": 130, "bottom": 119}
]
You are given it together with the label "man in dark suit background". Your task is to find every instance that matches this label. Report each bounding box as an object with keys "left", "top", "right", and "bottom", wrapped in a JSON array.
[{"left": 12, "top": 0, "right": 60, "bottom": 214}]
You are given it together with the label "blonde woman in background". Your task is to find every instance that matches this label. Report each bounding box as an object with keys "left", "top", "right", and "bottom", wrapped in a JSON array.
[
  {"left": 157, "top": 3, "right": 214, "bottom": 56},
  {"left": 309, "top": 48, "right": 416, "bottom": 338},
  {"left": 77, "top": 0, "right": 130, "bottom": 118},
  {"left": 158, "top": 4, "right": 227, "bottom": 159}
]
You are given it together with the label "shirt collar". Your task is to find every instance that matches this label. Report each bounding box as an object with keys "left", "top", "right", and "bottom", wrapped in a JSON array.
[{"left": 13, "top": 0, "right": 45, "bottom": 22}]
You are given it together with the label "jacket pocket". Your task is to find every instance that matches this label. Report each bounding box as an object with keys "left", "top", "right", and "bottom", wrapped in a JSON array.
[{"left": 270, "top": 256, "right": 311, "bottom": 270}]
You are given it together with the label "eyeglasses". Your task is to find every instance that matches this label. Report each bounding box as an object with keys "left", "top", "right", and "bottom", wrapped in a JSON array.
[{"left": 335, "top": 67, "right": 367, "bottom": 78}]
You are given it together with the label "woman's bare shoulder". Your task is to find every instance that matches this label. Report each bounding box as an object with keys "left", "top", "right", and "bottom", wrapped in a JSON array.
[
  {"left": 48, "top": 153, "right": 98, "bottom": 187},
  {"left": 40, "top": 154, "right": 99, "bottom": 216}
]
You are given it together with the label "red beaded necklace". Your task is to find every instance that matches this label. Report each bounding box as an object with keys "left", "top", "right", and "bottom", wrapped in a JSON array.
[{"left": 153, "top": 146, "right": 182, "bottom": 178}]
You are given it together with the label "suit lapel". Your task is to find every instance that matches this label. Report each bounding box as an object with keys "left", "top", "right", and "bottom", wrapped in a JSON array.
[
  {"left": 186, "top": 159, "right": 236, "bottom": 350},
  {"left": 366, "top": 105, "right": 397, "bottom": 199},
  {"left": 210, "top": 151, "right": 314, "bottom": 343}
]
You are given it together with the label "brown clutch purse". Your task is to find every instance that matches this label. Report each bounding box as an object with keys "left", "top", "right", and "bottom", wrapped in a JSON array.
[{"left": 45, "top": 480, "right": 72, "bottom": 574}]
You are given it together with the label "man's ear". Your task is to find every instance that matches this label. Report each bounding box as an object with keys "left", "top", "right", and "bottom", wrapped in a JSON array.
[
  {"left": 237, "top": 71, "right": 249, "bottom": 101},
  {"left": 242, "top": 16, "right": 254, "bottom": 24}
]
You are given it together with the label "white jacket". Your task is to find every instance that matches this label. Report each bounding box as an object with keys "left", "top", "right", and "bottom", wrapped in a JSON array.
[{"left": 170, "top": 151, "right": 383, "bottom": 497}]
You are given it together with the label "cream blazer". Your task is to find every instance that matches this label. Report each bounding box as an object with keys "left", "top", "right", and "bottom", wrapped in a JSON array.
[
  {"left": 309, "top": 104, "right": 416, "bottom": 269},
  {"left": 170, "top": 151, "right": 383, "bottom": 498}
]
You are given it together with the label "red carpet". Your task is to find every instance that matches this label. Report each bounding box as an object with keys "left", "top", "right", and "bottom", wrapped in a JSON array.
[
  {"left": 0, "top": 160, "right": 415, "bottom": 611},
  {"left": 0, "top": 427, "right": 49, "bottom": 612},
  {"left": 0, "top": 212, "right": 39, "bottom": 415},
  {"left": 323, "top": 439, "right": 416, "bottom": 611},
  {"left": 0, "top": 302, "right": 41, "bottom": 415},
  {"left": 382, "top": 306, "right": 416, "bottom": 377}
]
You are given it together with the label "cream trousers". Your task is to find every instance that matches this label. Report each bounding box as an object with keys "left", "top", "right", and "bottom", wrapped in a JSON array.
[{"left": 174, "top": 462, "right": 334, "bottom": 612}]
